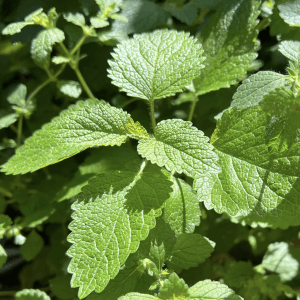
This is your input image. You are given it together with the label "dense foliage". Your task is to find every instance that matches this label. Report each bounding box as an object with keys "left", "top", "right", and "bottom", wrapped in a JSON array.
[{"left": 0, "top": 0, "right": 300, "bottom": 299}]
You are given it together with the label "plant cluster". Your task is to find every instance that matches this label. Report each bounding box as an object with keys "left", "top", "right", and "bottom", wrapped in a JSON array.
[{"left": 0, "top": 0, "right": 300, "bottom": 299}]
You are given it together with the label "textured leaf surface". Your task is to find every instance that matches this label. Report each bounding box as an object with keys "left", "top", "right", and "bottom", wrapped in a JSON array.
[
  {"left": 63, "top": 12, "right": 86, "bottom": 27},
  {"left": 31, "top": 28, "right": 65, "bottom": 68},
  {"left": 111, "top": 0, "right": 169, "bottom": 34},
  {"left": 230, "top": 71, "right": 288, "bottom": 109},
  {"left": 188, "top": 280, "right": 242, "bottom": 299},
  {"left": 194, "top": 106, "right": 300, "bottom": 229},
  {"left": 278, "top": 0, "right": 300, "bottom": 26},
  {"left": 1, "top": 100, "right": 137, "bottom": 175},
  {"left": 119, "top": 294, "right": 156, "bottom": 300},
  {"left": 168, "top": 234, "right": 215, "bottom": 270},
  {"left": 67, "top": 163, "right": 173, "bottom": 298},
  {"left": 7, "top": 84, "right": 27, "bottom": 106},
  {"left": 52, "top": 56, "right": 70, "bottom": 64},
  {"left": 20, "top": 230, "right": 44, "bottom": 261},
  {"left": 158, "top": 273, "right": 189, "bottom": 299},
  {"left": 278, "top": 40, "right": 300, "bottom": 64},
  {"left": 57, "top": 80, "right": 82, "bottom": 98},
  {"left": 224, "top": 261, "right": 254, "bottom": 288},
  {"left": 193, "top": 0, "right": 260, "bottom": 96},
  {"left": 164, "top": 177, "right": 200, "bottom": 236},
  {"left": 15, "top": 289, "right": 51, "bottom": 300},
  {"left": 108, "top": 29, "right": 205, "bottom": 101},
  {"left": 262, "top": 242, "right": 299, "bottom": 281},
  {"left": 2, "top": 22, "right": 33, "bottom": 35},
  {"left": 137, "top": 119, "right": 220, "bottom": 178}
]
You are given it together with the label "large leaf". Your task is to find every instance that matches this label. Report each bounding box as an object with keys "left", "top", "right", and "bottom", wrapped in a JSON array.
[
  {"left": 108, "top": 29, "right": 205, "bottom": 101},
  {"left": 188, "top": 280, "right": 243, "bottom": 299},
  {"left": 278, "top": 40, "right": 300, "bottom": 65},
  {"left": 137, "top": 119, "right": 220, "bottom": 179},
  {"left": 67, "top": 162, "right": 173, "bottom": 298},
  {"left": 194, "top": 106, "right": 300, "bottom": 229},
  {"left": 193, "top": 0, "right": 260, "bottom": 95},
  {"left": 2, "top": 22, "right": 33, "bottom": 35},
  {"left": 31, "top": 28, "right": 65, "bottom": 68},
  {"left": 1, "top": 100, "right": 145, "bottom": 175},
  {"left": 15, "top": 289, "right": 51, "bottom": 300},
  {"left": 278, "top": 0, "right": 300, "bottom": 26},
  {"left": 230, "top": 71, "right": 288, "bottom": 109}
]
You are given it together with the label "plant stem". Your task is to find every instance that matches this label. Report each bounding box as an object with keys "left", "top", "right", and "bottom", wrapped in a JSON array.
[
  {"left": 149, "top": 98, "right": 157, "bottom": 136},
  {"left": 119, "top": 98, "right": 138, "bottom": 109},
  {"left": 73, "top": 65, "right": 95, "bottom": 99},
  {"left": 59, "top": 42, "right": 70, "bottom": 57},
  {"left": 71, "top": 35, "right": 87, "bottom": 56},
  {"left": 17, "top": 115, "right": 23, "bottom": 146},
  {"left": 188, "top": 94, "right": 198, "bottom": 122}
]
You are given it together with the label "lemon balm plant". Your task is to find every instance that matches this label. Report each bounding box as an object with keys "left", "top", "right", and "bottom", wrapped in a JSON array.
[{"left": 0, "top": 0, "right": 300, "bottom": 299}]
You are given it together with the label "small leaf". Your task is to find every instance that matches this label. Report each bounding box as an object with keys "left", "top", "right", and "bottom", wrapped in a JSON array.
[
  {"left": 67, "top": 163, "right": 173, "bottom": 298},
  {"left": 278, "top": 40, "right": 300, "bottom": 65},
  {"left": 20, "top": 230, "right": 44, "bottom": 261},
  {"left": 188, "top": 280, "right": 243, "bottom": 299},
  {"left": 52, "top": 56, "right": 70, "bottom": 64},
  {"left": 0, "top": 245, "right": 7, "bottom": 268},
  {"left": 1, "top": 100, "right": 137, "bottom": 175},
  {"left": 278, "top": 0, "right": 300, "bottom": 26},
  {"left": 262, "top": 242, "right": 299, "bottom": 282},
  {"left": 31, "top": 28, "right": 65, "bottom": 68},
  {"left": 57, "top": 80, "right": 82, "bottom": 98},
  {"left": 24, "top": 8, "right": 44, "bottom": 22},
  {"left": 164, "top": 177, "right": 200, "bottom": 236},
  {"left": 108, "top": 29, "right": 205, "bottom": 101},
  {"left": 0, "top": 214, "right": 12, "bottom": 238},
  {"left": 2, "top": 22, "right": 33, "bottom": 35},
  {"left": 137, "top": 119, "right": 220, "bottom": 179},
  {"left": 63, "top": 12, "right": 86, "bottom": 28},
  {"left": 125, "top": 119, "right": 149, "bottom": 140},
  {"left": 7, "top": 84, "right": 27, "bottom": 106},
  {"left": 0, "top": 113, "right": 18, "bottom": 130},
  {"left": 230, "top": 71, "right": 288, "bottom": 109},
  {"left": 15, "top": 289, "right": 51, "bottom": 300},
  {"left": 167, "top": 234, "right": 215, "bottom": 270},
  {"left": 158, "top": 273, "right": 189, "bottom": 299},
  {"left": 193, "top": 0, "right": 260, "bottom": 95},
  {"left": 119, "top": 294, "right": 156, "bottom": 300},
  {"left": 90, "top": 17, "right": 109, "bottom": 28}
]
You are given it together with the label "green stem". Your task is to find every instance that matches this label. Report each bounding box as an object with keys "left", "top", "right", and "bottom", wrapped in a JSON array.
[
  {"left": 71, "top": 35, "right": 87, "bottom": 56},
  {"left": 73, "top": 66, "right": 95, "bottom": 99},
  {"left": 149, "top": 98, "right": 157, "bottom": 136},
  {"left": 188, "top": 94, "right": 198, "bottom": 122},
  {"left": 17, "top": 115, "right": 23, "bottom": 146},
  {"left": 119, "top": 98, "right": 138, "bottom": 109},
  {"left": 59, "top": 42, "right": 70, "bottom": 57}
]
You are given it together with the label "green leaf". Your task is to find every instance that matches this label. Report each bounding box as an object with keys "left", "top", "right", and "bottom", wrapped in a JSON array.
[
  {"left": 0, "top": 113, "right": 18, "bottom": 130},
  {"left": 1, "top": 99, "right": 140, "bottom": 175},
  {"left": 90, "top": 17, "right": 109, "bottom": 28},
  {"left": 57, "top": 80, "right": 82, "bottom": 98},
  {"left": 15, "top": 289, "right": 51, "bottom": 300},
  {"left": 224, "top": 261, "right": 255, "bottom": 288},
  {"left": 230, "top": 71, "right": 288, "bottom": 109},
  {"left": 158, "top": 273, "right": 189, "bottom": 299},
  {"left": 20, "top": 230, "right": 44, "bottom": 261},
  {"left": 2, "top": 22, "right": 33, "bottom": 35},
  {"left": 278, "top": 0, "right": 300, "bottom": 26},
  {"left": 108, "top": 29, "right": 205, "bottom": 101},
  {"left": 24, "top": 8, "right": 44, "bottom": 22},
  {"left": 111, "top": 0, "right": 169, "bottom": 35},
  {"left": 262, "top": 242, "right": 299, "bottom": 281},
  {"left": 0, "top": 214, "right": 12, "bottom": 238},
  {"left": 63, "top": 12, "right": 86, "bottom": 28},
  {"left": 278, "top": 40, "right": 300, "bottom": 65},
  {"left": 137, "top": 119, "right": 220, "bottom": 179},
  {"left": 67, "top": 162, "right": 173, "bottom": 298},
  {"left": 164, "top": 176, "right": 200, "bottom": 236},
  {"left": 167, "top": 234, "right": 215, "bottom": 270},
  {"left": 52, "top": 56, "right": 70, "bottom": 64},
  {"left": 194, "top": 106, "right": 300, "bottom": 229},
  {"left": 0, "top": 244, "right": 7, "bottom": 268},
  {"left": 55, "top": 144, "right": 140, "bottom": 202},
  {"left": 119, "top": 294, "right": 156, "bottom": 300},
  {"left": 133, "top": 217, "right": 177, "bottom": 270},
  {"left": 31, "top": 28, "right": 65, "bottom": 68},
  {"left": 7, "top": 84, "right": 27, "bottom": 106},
  {"left": 50, "top": 274, "right": 78, "bottom": 300},
  {"left": 259, "top": 87, "right": 300, "bottom": 154},
  {"left": 193, "top": 0, "right": 260, "bottom": 96},
  {"left": 188, "top": 280, "right": 243, "bottom": 299}
]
